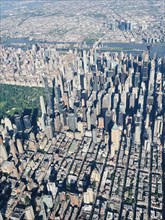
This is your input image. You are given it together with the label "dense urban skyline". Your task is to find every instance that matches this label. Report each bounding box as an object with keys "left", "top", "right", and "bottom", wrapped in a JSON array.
[{"left": 0, "top": 1, "right": 165, "bottom": 220}]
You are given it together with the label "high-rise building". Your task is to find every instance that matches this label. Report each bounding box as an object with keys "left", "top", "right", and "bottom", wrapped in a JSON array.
[
  {"left": 98, "top": 117, "right": 104, "bottom": 129},
  {"left": 14, "top": 115, "right": 23, "bottom": 132},
  {"left": 102, "top": 93, "right": 111, "bottom": 113},
  {"left": 23, "top": 115, "right": 31, "bottom": 129},
  {"left": 134, "top": 72, "right": 140, "bottom": 87},
  {"left": 97, "top": 57, "right": 102, "bottom": 71},
  {"left": 111, "top": 123, "right": 121, "bottom": 146},
  {"left": 54, "top": 80, "right": 61, "bottom": 106},
  {"left": 105, "top": 110, "right": 111, "bottom": 131},
  {"left": 47, "top": 117, "right": 55, "bottom": 137},
  {"left": 54, "top": 114, "right": 61, "bottom": 132},
  {"left": 134, "top": 125, "right": 141, "bottom": 145},
  {"left": 119, "top": 102, "right": 125, "bottom": 114},
  {"left": 90, "top": 48, "right": 94, "bottom": 65},
  {"left": 24, "top": 206, "right": 35, "bottom": 220},
  {"left": 16, "top": 139, "right": 24, "bottom": 154},
  {"left": 134, "top": 111, "right": 142, "bottom": 144},
  {"left": 92, "top": 128, "right": 97, "bottom": 144},
  {"left": 40, "top": 115, "right": 46, "bottom": 131},
  {"left": 9, "top": 140, "right": 17, "bottom": 158},
  {"left": 40, "top": 96, "right": 46, "bottom": 115},
  {"left": 4, "top": 117, "right": 13, "bottom": 131},
  {"left": 43, "top": 75, "right": 53, "bottom": 116},
  {"left": 83, "top": 50, "right": 87, "bottom": 73},
  {"left": 110, "top": 123, "right": 121, "bottom": 157},
  {"left": 142, "top": 52, "right": 149, "bottom": 82},
  {"left": 58, "top": 74, "right": 64, "bottom": 97},
  {"left": 118, "top": 111, "right": 124, "bottom": 127},
  {"left": 129, "top": 94, "right": 135, "bottom": 108},
  {"left": 113, "top": 93, "right": 119, "bottom": 109},
  {"left": 154, "top": 116, "right": 163, "bottom": 137},
  {"left": 87, "top": 108, "right": 91, "bottom": 131},
  {"left": 68, "top": 113, "right": 77, "bottom": 132},
  {"left": 47, "top": 182, "right": 58, "bottom": 199},
  {"left": 0, "top": 137, "right": 8, "bottom": 161},
  {"left": 80, "top": 73, "right": 85, "bottom": 90},
  {"left": 93, "top": 73, "right": 100, "bottom": 92}
]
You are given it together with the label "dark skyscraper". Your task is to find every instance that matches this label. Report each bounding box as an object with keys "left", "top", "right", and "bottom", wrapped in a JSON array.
[
  {"left": 97, "top": 57, "right": 102, "bottom": 71},
  {"left": 105, "top": 110, "right": 111, "bottom": 131},
  {"left": 80, "top": 73, "right": 85, "bottom": 90},
  {"left": 54, "top": 80, "right": 60, "bottom": 106},
  {"left": 142, "top": 53, "right": 149, "bottom": 82},
  {"left": 43, "top": 75, "right": 53, "bottom": 116},
  {"left": 134, "top": 72, "right": 140, "bottom": 87},
  {"left": 23, "top": 115, "right": 31, "bottom": 129},
  {"left": 15, "top": 115, "right": 23, "bottom": 132},
  {"left": 42, "top": 75, "right": 55, "bottom": 137}
]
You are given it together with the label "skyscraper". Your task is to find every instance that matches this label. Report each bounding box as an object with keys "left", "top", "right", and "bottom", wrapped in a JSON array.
[
  {"left": 14, "top": 115, "right": 23, "bottom": 132},
  {"left": 105, "top": 110, "right": 111, "bottom": 131},
  {"left": 40, "top": 96, "right": 46, "bottom": 115},
  {"left": 87, "top": 108, "right": 91, "bottom": 131},
  {"left": 134, "top": 112, "right": 142, "bottom": 144},
  {"left": 24, "top": 206, "right": 35, "bottom": 220},
  {"left": 0, "top": 139, "right": 8, "bottom": 161},
  {"left": 92, "top": 128, "right": 97, "bottom": 144},
  {"left": 111, "top": 123, "right": 121, "bottom": 147},
  {"left": 142, "top": 52, "right": 149, "bottom": 82},
  {"left": 23, "top": 115, "right": 31, "bottom": 129},
  {"left": 16, "top": 139, "right": 24, "bottom": 154},
  {"left": 68, "top": 113, "right": 77, "bottom": 132},
  {"left": 43, "top": 75, "right": 53, "bottom": 116},
  {"left": 54, "top": 78, "right": 60, "bottom": 106}
]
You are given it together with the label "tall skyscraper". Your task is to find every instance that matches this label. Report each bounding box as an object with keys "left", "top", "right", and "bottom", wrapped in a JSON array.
[
  {"left": 134, "top": 72, "right": 140, "bottom": 87},
  {"left": 142, "top": 52, "right": 149, "bottom": 82},
  {"left": 40, "top": 96, "right": 46, "bottom": 115},
  {"left": 43, "top": 75, "right": 53, "bottom": 116},
  {"left": 154, "top": 116, "right": 163, "bottom": 137},
  {"left": 68, "top": 113, "right": 77, "bottom": 132},
  {"left": 105, "top": 110, "right": 111, "bottom": 131},
  {"left": 134, "top": 111, "right": 142, "bottom": 144},
  {"left": 42, "top": 76, "right": 55, "bottom": 137},
  {"left": 14, "top": 115, "right": 23, "bottom": 132},
  {"left": 92, "top": 128, "right": 97, "bottom": 144},
  {"left": 87, "top": 108, "right": 91, "bottom": 131},
  {"left": 23, "top": 115, "right": 31, "bottom": 129},
  {"left": 111, "top": 123, "right": 121, "bottom": 147},
  {"left": 54, "top": 78, "right": 60, "bottom": 106},
  {"left": 83, "top": 50, "right": 87, "bottom": 73},
  {"left": 16, "top": 139, "right": 24, "bottom": 154}
]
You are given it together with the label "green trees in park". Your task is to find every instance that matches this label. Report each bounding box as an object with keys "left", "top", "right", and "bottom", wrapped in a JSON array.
[{"left": 0, "top": 84, "right": 45, "bottom": 118}]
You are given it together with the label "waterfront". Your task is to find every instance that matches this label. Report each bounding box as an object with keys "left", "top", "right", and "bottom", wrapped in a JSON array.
[{"left": 1, "top": 37, "right": 165, "bottom": 57}]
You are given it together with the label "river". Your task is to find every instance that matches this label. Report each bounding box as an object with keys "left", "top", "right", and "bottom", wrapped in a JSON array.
[{"left": 1, "top": 37, "right": 165, "bottom": 58}]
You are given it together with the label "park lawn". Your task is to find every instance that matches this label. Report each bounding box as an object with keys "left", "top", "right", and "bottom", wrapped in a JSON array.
[{"left": 0, "top": 101, "right": 6, "bottom": 108}]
